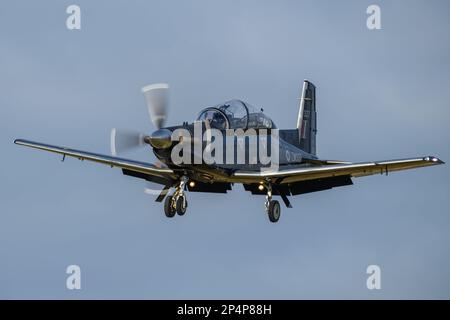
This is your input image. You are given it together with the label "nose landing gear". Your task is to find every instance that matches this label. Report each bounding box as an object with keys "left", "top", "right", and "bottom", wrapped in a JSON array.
[{"left": 164, "top": 176, "right": 188, "bottom": 218}]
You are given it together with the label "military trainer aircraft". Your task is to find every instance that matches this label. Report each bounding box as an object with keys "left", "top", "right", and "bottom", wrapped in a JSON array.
[{"left": 15, "top": 80, "right": 444, "bottom": 223}]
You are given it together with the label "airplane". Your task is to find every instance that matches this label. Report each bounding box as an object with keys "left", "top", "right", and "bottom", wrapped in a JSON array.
[{"left": 14, "top": 80, "right": 444, "bottom": 223}]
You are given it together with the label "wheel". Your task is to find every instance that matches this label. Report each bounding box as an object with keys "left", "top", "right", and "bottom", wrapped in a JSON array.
[
  {"left": 164, "top": 196, "right": 176, "bottom": 218},
  {"left": 176, "top": 195, "right": 187, "bottom": 216},
  {"left": 267, "top": 200, "right": 281, "bottom": 223}
]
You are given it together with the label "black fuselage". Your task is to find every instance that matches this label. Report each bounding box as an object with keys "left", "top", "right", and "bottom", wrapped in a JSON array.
[{"left": 153, "top": 124, "right": 317, "bottom": 181}]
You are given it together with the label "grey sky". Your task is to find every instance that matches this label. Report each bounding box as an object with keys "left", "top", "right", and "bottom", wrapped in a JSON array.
[{"left": 1, "top": 0, "right": 449, "bottom": 299}]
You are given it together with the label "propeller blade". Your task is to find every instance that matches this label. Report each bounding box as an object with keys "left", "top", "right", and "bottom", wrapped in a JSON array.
[
  {"left": 141, "top": 83, "right": 169, "bottom": 129},
  {"left": 110, "top": 128, "right": 146, "bottom": 156}
]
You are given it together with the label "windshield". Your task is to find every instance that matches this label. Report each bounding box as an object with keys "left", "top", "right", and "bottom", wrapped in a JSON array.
[
  {"left": 197, "top": 99, "right": 276, "bottom": 129},
  {"left": 197, "top": 108, "right": 229, "bottom": 130},
  {"left": 217, "top": 100, "right": 248, "bottom": 129}
]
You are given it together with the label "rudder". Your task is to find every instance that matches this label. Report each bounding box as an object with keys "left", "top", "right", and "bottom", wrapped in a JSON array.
[{"left": 296, "top": 80, "right": 317, "bottom": 155}]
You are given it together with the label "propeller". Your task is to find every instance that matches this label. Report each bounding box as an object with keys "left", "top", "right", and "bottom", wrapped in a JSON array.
[
  {"left": 110, "top": 128, "right": 146, "bottom": 157},
  {"left": 110, "top": 83, "right": 170, "bottom": 156},
  {"left": 142, "top": 83, "right": 169, "bottom": 129}
]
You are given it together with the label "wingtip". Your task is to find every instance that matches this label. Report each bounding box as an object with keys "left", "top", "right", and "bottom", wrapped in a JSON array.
[
  {"left": 424, "top": 156, "right": 444, "bottom": 165},
  {"left": 14, "top": 139, "right": 32, "bottom": 146}
]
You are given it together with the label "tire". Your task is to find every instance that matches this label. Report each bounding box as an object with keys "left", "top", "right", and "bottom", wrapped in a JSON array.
[
  {"left": 268, "top": 200, "right": 281, "bottom": 223},
  {"left": 176, "top": 195, "right": 187, "bottom": 216},
  {"left": 164, "top": 196, "right": 176, "bottom": 218}
]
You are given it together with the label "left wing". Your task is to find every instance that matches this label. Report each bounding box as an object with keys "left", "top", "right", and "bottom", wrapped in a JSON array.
[
  {"left": 14, "top": 139, "right": 177, "bottom": 182},
  {"left": 233, "top": 156, "right": 444, "bottom": 184}
]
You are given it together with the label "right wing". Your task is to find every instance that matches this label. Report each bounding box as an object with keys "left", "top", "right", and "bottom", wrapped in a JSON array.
[
  {"left": 14, "top": 139, "right": 178, "bottom": 182},
  {"left": 233, "top": 156, "right": 444, "bottom": 184}
]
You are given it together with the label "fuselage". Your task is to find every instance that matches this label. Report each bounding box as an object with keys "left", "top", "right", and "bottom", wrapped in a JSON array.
[{"left": 152, "top": 122, "right": 317, "bottom": 183}]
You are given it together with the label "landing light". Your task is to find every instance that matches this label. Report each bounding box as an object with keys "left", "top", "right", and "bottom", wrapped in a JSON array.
[
  {"left": 258, "top": 184, "right": 265, "bottom": 191},
  {"left": 189, "top": 181, "right": 196, "bottom": 188}
]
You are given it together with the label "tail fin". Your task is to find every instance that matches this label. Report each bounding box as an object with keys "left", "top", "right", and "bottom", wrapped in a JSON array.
[{"left": 296, "top": 80, "right": 317, "bottom": 155}]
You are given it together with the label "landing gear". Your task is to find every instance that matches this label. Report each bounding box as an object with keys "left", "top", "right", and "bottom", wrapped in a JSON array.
[
  {"left": 164, "top": 176, "right": 188, "bottom": 218},
  {"left": 265, "top": 183, "right": 281, "bottom": 223},
  {"left": 176, "top": 195, "right": 187, "bottom": 215},
  {"left": 164, "top": 195, "right": 176, "bottom": 218},
  {"left": 267, "top": 200, "right": 280, "bottom": 223}
]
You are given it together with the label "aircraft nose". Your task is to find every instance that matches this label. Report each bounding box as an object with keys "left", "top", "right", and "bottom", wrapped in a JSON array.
[{"left": 147, "top": 128, "right": 172, "bottom": 149}]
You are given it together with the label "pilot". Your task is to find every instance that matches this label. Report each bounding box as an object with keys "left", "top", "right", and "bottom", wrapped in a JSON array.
[{"left": 212, "top": 111, "right": 226, "bottom": 129}]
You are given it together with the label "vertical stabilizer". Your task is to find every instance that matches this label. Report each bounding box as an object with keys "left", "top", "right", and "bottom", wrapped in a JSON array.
[{"left": 296, "top": 80, "right": 317, "bottom": 155}]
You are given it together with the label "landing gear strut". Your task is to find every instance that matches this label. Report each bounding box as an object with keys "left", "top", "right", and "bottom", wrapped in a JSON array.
[
  {"left": 264, "top": 183, "right": 280, "bottom": 223},
  {"left": 164, "top": 176, "right": 188, "bottom": 218}
]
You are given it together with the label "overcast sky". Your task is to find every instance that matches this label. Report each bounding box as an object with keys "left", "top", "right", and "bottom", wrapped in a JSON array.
[{"left": 1, "top": 0, "right": 449, "bottom": 299}]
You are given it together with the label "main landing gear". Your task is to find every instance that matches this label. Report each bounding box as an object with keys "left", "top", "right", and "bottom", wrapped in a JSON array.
[
  {"left": 164, "top": 176, "right": 188, "bottom": 218},
  {"left": 163, "top": 177, "right": 282, "bottom": 223},
  {"left": 264, "top": 184, "right": 281, "bottom": 223}
]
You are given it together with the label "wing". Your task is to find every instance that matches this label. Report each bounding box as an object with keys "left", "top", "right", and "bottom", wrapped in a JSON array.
[
  {"left": 14, "top": 139, "right": 177, "bottom": 183},
  {"left": 233, "top": 156, "right": 444, "bottom": 184}
]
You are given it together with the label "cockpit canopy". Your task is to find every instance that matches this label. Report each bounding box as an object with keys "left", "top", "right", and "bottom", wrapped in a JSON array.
[{"left": 196, "top": 99, "right": 276, "bottom": 130}]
